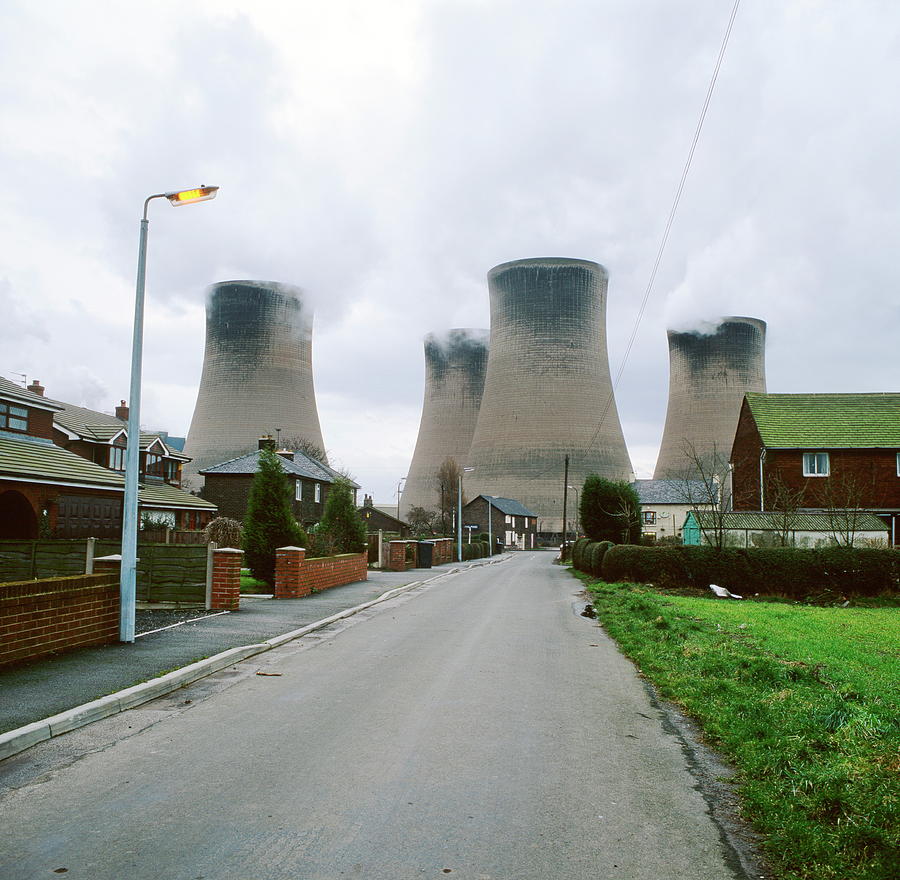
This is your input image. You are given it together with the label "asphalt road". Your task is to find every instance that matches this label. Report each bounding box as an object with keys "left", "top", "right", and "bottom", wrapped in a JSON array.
[{"left": 0, "top": 552, "right": 757, "bottom": 880}]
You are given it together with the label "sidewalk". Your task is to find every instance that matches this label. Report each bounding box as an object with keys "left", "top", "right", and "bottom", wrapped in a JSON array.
[{"left": 0, "top": 560, "right": 497, "bottom": 739}]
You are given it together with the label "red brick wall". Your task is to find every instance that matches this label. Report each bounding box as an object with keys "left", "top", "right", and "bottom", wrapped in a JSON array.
[
  {"left": 275, "top": 548, "right": 367, "bottom": 597},
  {"left": 0, "top": 573, "right": 119, "bottom": 668}
]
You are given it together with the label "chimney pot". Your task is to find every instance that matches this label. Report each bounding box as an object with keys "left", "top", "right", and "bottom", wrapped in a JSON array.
[{"left": 27, "top": 379, "right": 45, "bottom": 396}]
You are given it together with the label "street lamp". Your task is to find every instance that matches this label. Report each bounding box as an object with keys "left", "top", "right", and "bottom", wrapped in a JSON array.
[
  {"left": 120, "top": 185, "right": 219, "bottom": 643},
  {"left": 567, "top": 485, "right": 579, "bottom": 543},
  {"left": 396, "top": 476, "right": 407, "bottom": 522},
  {"left": 458, "top": 466, "right": 475, "bottom": 562}
]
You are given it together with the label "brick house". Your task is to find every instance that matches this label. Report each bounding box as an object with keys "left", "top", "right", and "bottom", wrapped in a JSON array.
[
  {"left": 462, "top": 495, "right": 538, "bottom": 549},
  {"left": 0, "top": 376, "right": 216, "bottom": 536},
  {"left": 200, "top": 439, "right": 359, "bottom": 528},
  {"left": 731, "top": 392, "right": 900, "bottom": 545},
  {"left": 0, "top": 379, "right": 125, "bottom": 538},
  {"left": 358, "top": 495, "right": 410, "bottom": 536}
]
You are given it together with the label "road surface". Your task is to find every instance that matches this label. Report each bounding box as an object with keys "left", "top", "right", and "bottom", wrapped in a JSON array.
[{"left": 1, "top": 552, "right": 757, "bottom": 879}]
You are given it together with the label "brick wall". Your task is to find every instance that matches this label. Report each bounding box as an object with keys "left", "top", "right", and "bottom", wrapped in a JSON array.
[
  {"left": 0, "top": 572, "right": 119, "bottom": 668},
  {"left": 274, "top": 547, "right": 367, "bottom": 597}
]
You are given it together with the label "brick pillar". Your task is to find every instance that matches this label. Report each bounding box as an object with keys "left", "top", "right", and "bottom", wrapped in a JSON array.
[
  {"left": 211, "top": 548, "right": 243, "bottom": 610},
  {"left": 388, "top": 541, "right": 408, "bottom": 572},
  {"left": 274, "top": 546, "right": 309, "bottom": 598}
]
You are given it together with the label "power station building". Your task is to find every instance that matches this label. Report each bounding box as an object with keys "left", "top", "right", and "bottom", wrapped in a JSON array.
[
  {"left": 400, "top": 328, "right": 489, "bottom": 519},
  {"left": 466, "top": 257, "right": 633, "bottom": 535},
  {"left": 182, "top": 280, "right": 325, "bottom": 490},
  {"left": 653, "top": 316, "right": 767, "bottom": 480}
]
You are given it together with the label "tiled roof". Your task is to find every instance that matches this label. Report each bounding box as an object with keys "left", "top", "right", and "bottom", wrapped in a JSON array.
[
  {"left": 632, "top": 479, "right": 709, "bottom": 504},
  {"left": 691, "top": 510, "right": 888, "bottom": 532},
  {"left": 746, "top": 392, "right": 900, "bottom": 448},
  {"left": 480, "top": 495, "right": 538, "bottom": 517},
  {"left": 0, "top": 376, "right": 64, "bottom": 412},
  {"left": 0, "top": 434, "right": 124, "bottom": 489},
  {"left": 200, "top": 449, "right": 360, "bottom": 488},
  {"left": 139, "top": 481, "right": 217, "bottom": 511}
]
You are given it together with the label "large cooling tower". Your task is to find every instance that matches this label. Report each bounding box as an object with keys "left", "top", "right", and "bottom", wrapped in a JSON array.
[
  {"left": 653, "top": 316, "right": 766, "bottom": 479},
  {"left": 182, "top": 280, "right": 325, "bottom": 490},
  {"left": 399, "top": 328, "right": 489, "bottom": 518},
  {"left": 466, "top": 257, "right": 633, "bottom": 534}
]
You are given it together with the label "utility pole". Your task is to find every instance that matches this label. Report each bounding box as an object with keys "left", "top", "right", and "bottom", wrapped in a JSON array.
[{"left": 562, "top": 454, "right": 569, "bottom": 555}]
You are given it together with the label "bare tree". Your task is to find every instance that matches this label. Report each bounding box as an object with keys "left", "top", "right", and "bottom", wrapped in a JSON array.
[
  {"left": 407, "top": 506, "right": 439, "bottom": 535},
  {"left": 279, "top": 434, "right": 329, "bottom": 464},
  {"left": 672, "top": 440, "right": 732, "bottom": 548},
  {"left": 435, "top": 458, "right": 464, "bottom": 536},
  {"left": 766, "top": 476, "right": 807, "bottom": 546},
  {"left": 819, "top": 470, "right": 879, "bottom": 547}
]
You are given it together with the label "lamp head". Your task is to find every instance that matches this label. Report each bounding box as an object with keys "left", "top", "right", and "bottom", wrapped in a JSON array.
[{"left": 165, "top": 185, "right": 219, "bottom": 206}]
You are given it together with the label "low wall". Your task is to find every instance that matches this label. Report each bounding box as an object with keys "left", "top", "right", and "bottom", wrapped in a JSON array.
[
  {"left": 274, "top": 548, "right": 368, "bottom": 598},
  {"left": 0, "top": 573, "right": 119, "bottom": 668}
]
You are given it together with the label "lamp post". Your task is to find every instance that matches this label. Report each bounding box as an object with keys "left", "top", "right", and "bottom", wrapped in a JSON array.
[
  {"left": 120, "top": 185, "right": 219, "bottom": 643},
  {"left": 485, "top": 493, "right": 493, "bottom": 557},
  {"left": 458, "top": 466, "right": 475, "bottom": 562},
  {"left": 396, "top": 476, "right": 406, "bottom": 522},
  {"left": 567, "top": 485, "right": 579, "bottom": 543}
]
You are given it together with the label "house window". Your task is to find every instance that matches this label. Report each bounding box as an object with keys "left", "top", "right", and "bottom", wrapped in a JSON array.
[
  {"left": 802, "top": 452, "right": 830, "bottom": 477},
  {"left": 109, "top": 445, "right": 126, "bottom": 471},
  {"left": 314, "top": 482, "right": 321, "bottom": 503},
  {"left": 295, "top": 481, "right": 302, "bottom": 502},
  {"left": 145, "top": 453, "right": 163, "bottom": 476},
  {"left": 897, "top": 452, "right": 900, "bottom": 477},
  {"left": 0, "top": 402, "right": 28, "bottom": 432},
  {"left": 643, "top": 511, "right": 657, "bottom": 524}
]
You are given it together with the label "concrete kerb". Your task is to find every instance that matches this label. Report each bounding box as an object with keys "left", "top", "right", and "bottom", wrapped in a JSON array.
[{"left": 0, "top": 554, "right": 510, "bottom": 762}]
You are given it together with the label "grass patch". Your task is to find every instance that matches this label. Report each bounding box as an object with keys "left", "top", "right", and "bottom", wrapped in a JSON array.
[
  {"left": 577, "top": 572, "right": 899, "bottom": 880},
  {"left": 240, "top": 569, "right": 270, "bottom": 593}
]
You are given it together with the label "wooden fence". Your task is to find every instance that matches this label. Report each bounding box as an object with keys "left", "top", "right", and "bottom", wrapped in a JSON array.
[{"left": 0, "top": 539, "right": 208, "bottom": 604}]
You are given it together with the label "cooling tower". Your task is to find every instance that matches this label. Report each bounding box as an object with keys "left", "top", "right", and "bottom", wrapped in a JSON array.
[
  {"left": 399, "top": 329, "right": 489, "bottom": 519},
  {"left": 653, "top": 316, "right": 767, "bottom": 479},
  {"left": 466, "top": 257, "right": 633, "bottom": 534},
  {"left": 182, "top": 281, "right": 325, "bottom": 490}
]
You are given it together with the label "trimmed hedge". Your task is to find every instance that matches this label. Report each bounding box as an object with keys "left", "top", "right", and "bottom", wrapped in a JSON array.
[
  {"left": 573, "top": 539, "right": 615, "bottom": 578},
  {"left": 600, "top": 544, "right": 899, "bottom": 598},
  {"left": 572, "top": 538, "right": 591, "bottom": 571},
  {"left": 461, "top": 541, "right": 490, "bottom": 561}
]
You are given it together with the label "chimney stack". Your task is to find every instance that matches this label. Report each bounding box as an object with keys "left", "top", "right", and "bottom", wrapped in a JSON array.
[
  {"left": 115, "top": 400, "right": 129, "bottom": 421},
  {"left": 27, "top": 379, "right": 45, "bottom": 396},
  {"left": 276, "top": 449, "right": 295, "bottom": 461},
  {"left": 258, "top": 435, "right": 276, "bottom": 451}
]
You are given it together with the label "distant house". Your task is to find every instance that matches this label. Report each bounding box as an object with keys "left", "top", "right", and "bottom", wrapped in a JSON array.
[
  {"left": 0, "top": 376, "right": 216, "bottom": 538},
  {"left": 731, "top": 392, "right": 900, "bottom": 545},
  {"left": 200, "top": 438, "right": 359, "bottom": 528},
  {"left": 358, "top": 495, "right": 410, "bottom": 536},
  {"left": 683, "top": 510, "right": 889, "bottom": 548},
  {"left": 462, "top": 495, "right": 538, "bottom": 549},
  {"left": 631, "top": 479, "right": 715, "bottom": 543}
]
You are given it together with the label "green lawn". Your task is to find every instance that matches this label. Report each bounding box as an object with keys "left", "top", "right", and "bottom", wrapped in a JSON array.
[
  {"left": 577, "top": 573, "right": 899, "bottom": 880},
  {"left": 240, "top": 569, "right": 270, "bottom": 593}
]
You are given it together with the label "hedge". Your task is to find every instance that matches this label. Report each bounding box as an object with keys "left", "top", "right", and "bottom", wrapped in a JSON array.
[
  {"left": 600, "top": 545, "right": 899, "bottom": 598},
  {"left": 461, "top": 541, "right": 490, "bottom": 561},
  {"left": 572, "top": 538, "right": 591, "bottom": 571}
]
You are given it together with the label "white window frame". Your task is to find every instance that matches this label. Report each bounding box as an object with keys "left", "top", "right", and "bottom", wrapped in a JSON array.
[
  {"left": 314, "top": 482, "right": 321, "bottom": 503},
  {"left": 896, "top": 452, "right": 900, "bottom": 477},
  {"left": 295, "top": 480, "right": 302, "bottom": 502},
  {"left": 802, "top": 452, "right": 830, "bottom": 477},
  {"left": 643, "top": 510, "right": 657, "bottom": 524}
]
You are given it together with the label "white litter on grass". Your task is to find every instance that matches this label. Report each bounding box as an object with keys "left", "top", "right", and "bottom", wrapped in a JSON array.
[{"left": 709, "top": 584, "right": 743, "bottom": 600}]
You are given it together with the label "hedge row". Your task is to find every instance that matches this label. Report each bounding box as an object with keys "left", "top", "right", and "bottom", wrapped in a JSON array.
[
  {"left": 461, "top": 541, "right": 490, "bottom": 561},
  {"left": 572, "top": 538, "right": 614, "bottom": 578},
  {"left": 600, "top": 544, "right": 899, "bottom": 598}
]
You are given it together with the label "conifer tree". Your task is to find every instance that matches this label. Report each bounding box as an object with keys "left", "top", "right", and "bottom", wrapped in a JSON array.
[
  {"left": 242, "top": 448, "right": 307, "bottom": 584},
  {"left": 580, "top": 475, "right": 642, "bottom": 544},
  {"left": 316, "top": 478, "right": 367, "bottom": 555}
]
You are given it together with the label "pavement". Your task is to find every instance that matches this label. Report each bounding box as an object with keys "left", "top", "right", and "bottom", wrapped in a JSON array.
[{"left": 0, "top": 556, "right": 510, "bottom": 759}]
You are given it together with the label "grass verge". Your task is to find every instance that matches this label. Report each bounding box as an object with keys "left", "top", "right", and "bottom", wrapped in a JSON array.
[{"left": 576, "top": 573, "right": 899, "bottom": 880}]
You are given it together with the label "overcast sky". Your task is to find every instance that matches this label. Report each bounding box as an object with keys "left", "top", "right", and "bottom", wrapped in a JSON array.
[{"left": 2, "top": 0, "right": 898, "bottom": 502}]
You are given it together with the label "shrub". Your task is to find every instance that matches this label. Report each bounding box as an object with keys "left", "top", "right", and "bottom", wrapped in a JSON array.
[
  {"left": 572, "top": 537, "right": 591, "bottom": 572},
  {"left": 589, "top": 541, "right": 614, "bottom": 577},
  {"left": 242, "top": 448, "right": 308, "bottom": 585},
  {"left": 204, "top": 517, "right": 243, "bottom": 548},
  {"left": 600, "top": 544, "right": 899, "bottom": 598},
  {"left": 315, "top": 478, "right": 368, "bottom": 556},
  {"left": 580, "top": 475, "right": 641, "bottom": 544}
]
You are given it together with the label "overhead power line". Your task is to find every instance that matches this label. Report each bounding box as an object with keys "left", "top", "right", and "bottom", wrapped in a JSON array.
[{"left": 587, "top": 0, "right": 743, "bottom": 453}]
